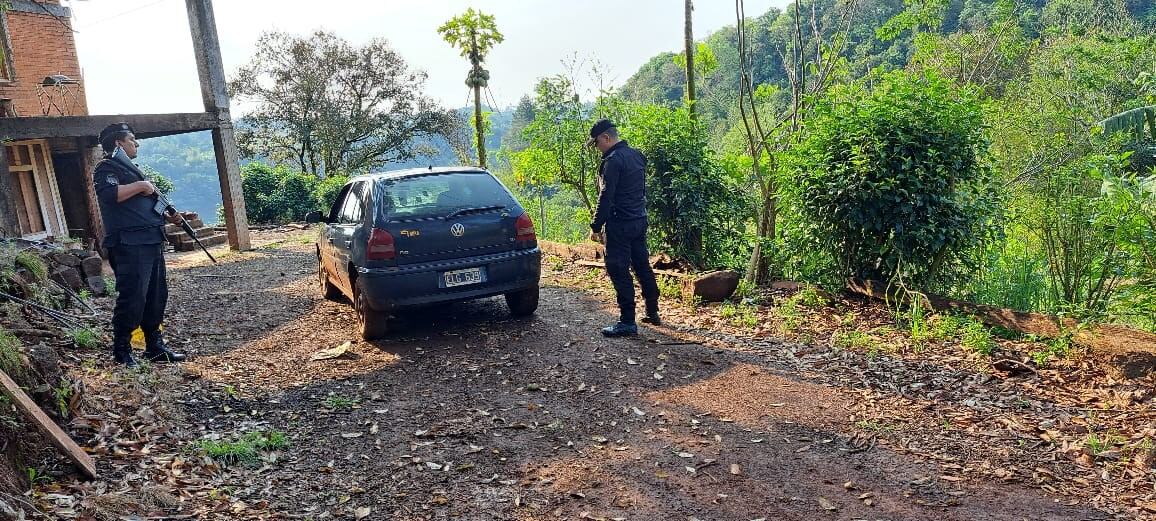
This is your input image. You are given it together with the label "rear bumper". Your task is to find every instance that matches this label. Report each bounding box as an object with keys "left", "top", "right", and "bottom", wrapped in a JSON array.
[{"left": 356, "top": 248, "right": 541, "bottom": 311}]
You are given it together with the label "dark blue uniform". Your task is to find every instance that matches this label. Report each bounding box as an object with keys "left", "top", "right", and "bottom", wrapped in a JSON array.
[
  {"left": 94, "top": 153, "right": 169, "bottom": 347},
  {"left": 591, "top": 140, "right": 659, "bottom": 325}
]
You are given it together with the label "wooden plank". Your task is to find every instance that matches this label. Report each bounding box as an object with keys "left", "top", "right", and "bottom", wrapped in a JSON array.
[
  {"left": 574, "top": 259, "right": 692, "bottom": 279},
  {"left": 187, "top": 0, "right": 251, "bottom": 251},
  {"left": 0, "top": 112, "right": 219, "bottom": 141},
  {"left": 0, "top": 370, "right": 96, "bottom": 479}
]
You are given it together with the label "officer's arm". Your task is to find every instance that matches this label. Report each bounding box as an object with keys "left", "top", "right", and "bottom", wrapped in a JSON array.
[
  {"left": 116, "top": 182, "right": 156, "bottom": 203},
  {"left": 591, "top": 157, "right": 621, "bottom": 233}
]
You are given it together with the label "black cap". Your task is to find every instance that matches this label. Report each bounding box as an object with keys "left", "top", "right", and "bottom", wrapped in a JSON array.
[
  {"left": 98, "top": 122, "right": 134, "bottom": 143},
  {"left": 587, "top": 119, "right": 615, "bottom": 146}
]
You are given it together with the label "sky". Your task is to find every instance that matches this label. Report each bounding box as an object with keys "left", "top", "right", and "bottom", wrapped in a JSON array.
[{"left": 68, "top": 0, "right": 787, "bottom": 116}]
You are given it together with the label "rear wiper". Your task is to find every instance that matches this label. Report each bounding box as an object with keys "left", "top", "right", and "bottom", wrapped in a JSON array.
[{"left": 444, "top": 205, "right": 505, "bottom": 220}]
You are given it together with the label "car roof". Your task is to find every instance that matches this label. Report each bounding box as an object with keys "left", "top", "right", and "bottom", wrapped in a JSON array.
[{"left": 350, "top": 166, "right": 490, "bottom": 183}]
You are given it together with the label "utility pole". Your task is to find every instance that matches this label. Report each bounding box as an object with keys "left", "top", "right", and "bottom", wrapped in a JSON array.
[{"left": 684, "top": 0, "right": 696, "bottom": 119}]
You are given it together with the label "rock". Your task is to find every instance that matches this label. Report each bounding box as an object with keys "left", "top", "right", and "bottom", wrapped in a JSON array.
[
  {"left": 81, "top": 256, "right": 104, "bottom": 278},
  {"left": 51, "top": 252, "right": 83, "bottom": 268},
  {"left": 26, "top": 344, "right": 63, "bottom": 387},
  {"left": 50, "top": 266, "right": 84, "bottom": 291},
  {"left": 68, "top": 249, "right": 92, "bottom": 259},
  {"left": 87, "top": 276, "right": 109, "bottom": 297},
  {"left": 691, "top": 270, "right": 740, "bottom": 302}
]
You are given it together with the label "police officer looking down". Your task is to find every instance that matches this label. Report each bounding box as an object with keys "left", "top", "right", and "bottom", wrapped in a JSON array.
[
  {"left": 588, "top": 119, "right": 661, "bottom": 337},
  {"left": 94, "top": 123, "right": 187, "bottom": 368}
]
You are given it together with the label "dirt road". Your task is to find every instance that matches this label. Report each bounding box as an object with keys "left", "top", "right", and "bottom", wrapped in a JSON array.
[{"left": 73, "top": 230, "right": 1101, "bottom": 521}]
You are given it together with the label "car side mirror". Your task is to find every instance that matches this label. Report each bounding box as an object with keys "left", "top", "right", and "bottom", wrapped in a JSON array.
[{"left": 305, "top": 211, "right": 324, "bottom": 224}]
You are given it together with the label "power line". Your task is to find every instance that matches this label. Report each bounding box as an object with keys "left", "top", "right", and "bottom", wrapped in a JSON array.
[
  {"left": 35, "top": 0, "right": 78, "bottom": 34},
  {"left": 76, "top": 0, "right": 173, "bottom": 29}
]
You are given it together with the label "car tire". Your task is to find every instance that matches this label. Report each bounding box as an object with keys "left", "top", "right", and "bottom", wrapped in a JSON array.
[
  {"left": 318, "top": 255, "right": 340, "bottom": 301},
  {"left": 355, "top": 281, "right": 389, "bottom": 341},
  {"left": 505, "top": 285, "right": 540, "bottom": 317}
]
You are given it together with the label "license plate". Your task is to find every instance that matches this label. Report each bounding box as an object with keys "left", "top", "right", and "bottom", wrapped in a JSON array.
[{"left": 443, "top": 267, "right": 482, "bottom": 288}]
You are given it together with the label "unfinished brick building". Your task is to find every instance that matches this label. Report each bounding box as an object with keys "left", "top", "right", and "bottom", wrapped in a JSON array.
[{"left": 0, "top": 0, "right": 250, "bottom": 250}]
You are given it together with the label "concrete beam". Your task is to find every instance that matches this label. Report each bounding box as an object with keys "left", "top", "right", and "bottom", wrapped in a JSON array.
[{"left": 0, "top": 112, "right": 219, "bottom": 141}]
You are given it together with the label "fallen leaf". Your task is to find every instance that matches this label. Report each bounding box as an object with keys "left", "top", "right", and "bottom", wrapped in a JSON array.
[
  {"left": 818, "top": 497, "right": 837, "bottom": 511},
  {"left": 354, "top": 506, "right": 371, "bottom": 519},
  {"left": 729, "top": 464, "right": 742, "bottom": 475},
  {"left": 311, "top": 341, "right": 352, "bottom": 361}
]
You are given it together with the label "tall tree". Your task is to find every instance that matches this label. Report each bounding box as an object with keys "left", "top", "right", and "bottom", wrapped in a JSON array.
[
  {"left": 229, "top": 31, "right": 457, "bottom": 177},
  {"left": 439, "top": 8, "right": 504, "bottom": 169},
  {"left": 685, "top": 0, "right": 697, "bottom": 118}
]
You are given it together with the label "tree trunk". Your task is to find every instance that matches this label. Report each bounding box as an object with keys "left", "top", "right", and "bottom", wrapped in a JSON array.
[
  {"left": 474, "top": 84, "right": 486, "bottom": 169},
  {"left": 684, "top": 0, "right": 696, "bottom": 119}
]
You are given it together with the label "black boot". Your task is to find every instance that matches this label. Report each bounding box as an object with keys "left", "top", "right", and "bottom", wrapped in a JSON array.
[
  {"left": 641, "top": 300, "right": 661, "bottom": 326},
  {"left": 112, "top": 337, "right": 138, "bottom": 368},
  {"left": 143, "top": 331, "right": 187, "bottom": 363}
]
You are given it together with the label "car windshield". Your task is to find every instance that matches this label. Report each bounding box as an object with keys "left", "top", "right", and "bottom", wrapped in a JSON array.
[{"left": 374, "top": 172, "right": 516, "bottom": 221}]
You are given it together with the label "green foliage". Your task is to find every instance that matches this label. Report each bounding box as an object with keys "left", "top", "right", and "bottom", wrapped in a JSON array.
[
  {"left": 14, "top": 251, "right": 47, "bottom": 282},
  {"left": 960, "top": 318, "right": 996, "bottom": 356},
  {"left": 437, "top": 9, "right": 504, "bottom": 64},
  {"left": 53, "top": 380, "right": 73, "bottom": 418},
  {"left": 69, "top": 328, "right": 99, "bottom": 349},
  {"left": 0, "top": 327, "right": 25, "bottom": 381},
  {"left": 241, "top": 163, "right": 322, "bottom": 224},
  {"left": 323, "top": 395, "right": 359, "bottom": 409},
  {"left": 315, "top": 175, "right": 350, "bottom": 216},
  {"left": 626, "top": 104, "right": 748, "bottom": 269},
  {"left": 719, "top": 302, "right": 759, "bottom": 328},
  {"left": 791, "top": 71, "right": 996, "bottom": 288},
  {"left": 657, "top": 275, "right": 683, "bottom": 301},
  {"left": 138, "top": 164, "right": 174, "bottom": 195},
  {"left": 195, "top": 431, "right": 290, "bottom": 466}
]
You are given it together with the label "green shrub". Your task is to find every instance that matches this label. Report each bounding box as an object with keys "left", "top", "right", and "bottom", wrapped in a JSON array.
[
  {"left": 69, "top": 328, "right": 100, "bottom": 349},
  {"left": 315, "top": 174, "right": 350, "bottom": 215},
  {"left": 960, "top": 319, "right": 996, "bottom": 356},
  {"left": 195, "top": 431, "right": 290, "bottom": 466},
  {"left": 790, "top": 71, "right": 997, "bottom": 289},
  {"left": 14, "top": 252, "right": 47, "bottom": 282}
]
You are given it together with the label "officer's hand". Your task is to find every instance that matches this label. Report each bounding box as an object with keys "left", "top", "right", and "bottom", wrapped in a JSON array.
[
  {"left": 137, "top": 181, "right": 157, "bottom": 196},
  {"left": 165, "top": 212, "right": 183, "bottom": 225}
]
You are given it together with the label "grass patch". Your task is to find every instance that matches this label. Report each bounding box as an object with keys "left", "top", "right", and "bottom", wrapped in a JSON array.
[
  {"left": 719, "top": 302, "right": 759, "bottom": 329},
  {"left": 69, "top": 327, "right": 100, "bottom": 349},
  {"left": 774, "top": 296, "right": 802, "bottom": 332},
  {"left": 54, "top": 380, "right": 73, "bottom": 418},
  {"left": 1030, "top": 330, "right": 1075, "bottom": 367},
  {"left": 14, "top": 251, "right": 47, "bottom": 282},
  {"left": 103, "top": 278, "right": 117, "bottom": 296},
  {"left": 0, "top": 327, "right": 26, "bottom": 380},
  {"left": 792, "top": 287, "right": 827, "bottom": 307},
  {"left": 323, "top": 395, "right": 359, "bottom": 409},
  {"left": 657, "top": 275, "right": 682, "bottom": 301},
  {"left": 960, "top": 318, "right": 996, "bottom": 356},
  {"left": 833, "top": 330, "right": 874, "bottom": 350},
  {"left": 195, "top": 431, "right": 290, "bottom": 466}
]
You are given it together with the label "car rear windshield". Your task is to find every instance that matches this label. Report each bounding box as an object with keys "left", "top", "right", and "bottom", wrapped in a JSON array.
[{"left": 374, "top": 172, "right": 517, "bottom": 221}]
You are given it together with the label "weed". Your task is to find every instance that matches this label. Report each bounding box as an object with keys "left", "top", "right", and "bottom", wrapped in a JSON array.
[
  {"left": 103, "top": 278, "right": 117, "bottom": 296},
  {"left": 833, "top": 330, "right": 874, "bottom": 350},
  {"left": 78, "top": 289, "right": 92, "bottom": 301},
  {"left": 1029, "top": 330, "right": 1075, "bottom": 367},
  {"left": 0, "top": 327, "right": 26, "bottom": 380},
  {"left": 961, "top": 319, "right": 996, "bottom": 356},
  {"left": 53, "top": 380, "right": 73, "bottom": 418},
  {"left": 775, "top": 297, "right": 801, "bottom": 331},
  {"left": 719, "top": 302, "right": 758, "bottom": 329},
  {"left": 259, "top": 240, "right": 288, "bottom": 250},
  {"left": 733, "top": 278, "right": 758, "bottom": 302},
  {"left": 549, "top": 257, "right": 565, "bottom": 272},
  {"left": 1084, "top": 432, "right": 1125, "bottom": 456},
  {"left": 25, "top": 467, "right": 51, "bottom": 486},
  {"left": 195, "top": 431, "right": 290, "bottom": 466},
  {"left": 323, "top": 395, "right": 359, "bottom": 409},
  {"left": 855, "top": 419, "right": 894, "bottom": 435},
  {"left": 223, "top": 385, "right": 240, "bottom": 399},
  {"left": 794, "top": 287, "right": 827, "bottom": 307},
  {"left": 14, "top": 252, "right": 47, "bottom": 282},
  {"left": 657, "top": 275, "right": 682, "bottom": 301},
  {"left": 69, "top": 327, "right": 100, "bottom": 349}
]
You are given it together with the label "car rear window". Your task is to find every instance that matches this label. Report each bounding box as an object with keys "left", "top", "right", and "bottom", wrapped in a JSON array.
[{"left": 374, "top": 172, "right": 517, "bottom": 221}]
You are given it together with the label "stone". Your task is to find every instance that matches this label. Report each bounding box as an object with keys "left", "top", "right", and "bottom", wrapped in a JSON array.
[
  {"left": 81, "top": 256, "right": 104, "bottom": 278},
  {"left": 691, "top": 270, "right": 741, "bottom": 303},
  {"left": 50, "top": 266, "right": 83, "bottom": 292},
  {"left": 50, "top": 253, "right": 82, "bottom": 268},
  {"left": 86, "top": 276, "right": 109, "bottom": 297}
]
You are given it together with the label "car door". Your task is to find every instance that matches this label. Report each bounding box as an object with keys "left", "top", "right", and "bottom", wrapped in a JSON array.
[
  {"left": 321, "top": 184, "right": 353, "bottom": 289},
  {"left": 332, "top": 181, "right": 366, "bottom": 296}
]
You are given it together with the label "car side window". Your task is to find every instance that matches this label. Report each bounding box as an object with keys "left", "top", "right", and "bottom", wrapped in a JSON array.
[
  {"left": 339, "top": 183, "right": 364, "bottom": 224},
  {"left": 328, "top": 185, "right": 351, "bottom": 223}
]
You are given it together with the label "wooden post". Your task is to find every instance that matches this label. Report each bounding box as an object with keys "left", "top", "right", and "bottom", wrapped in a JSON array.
[
  {"left": 0, "top": 144, "right": 18, "bottom": 236},
  {"left": 0, "top": 370, "right": 97, "bottom": 479},
  {"left": 83, "top": 144, "right": 105, "bottom": 251},
  {"left": 185, "top": 0, "right": 251, "bottom": 250}
]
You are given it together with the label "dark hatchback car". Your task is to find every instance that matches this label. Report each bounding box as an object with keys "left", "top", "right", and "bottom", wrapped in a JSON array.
[{"left": 306, "top": 167, "right": 541, "bottom": 340}]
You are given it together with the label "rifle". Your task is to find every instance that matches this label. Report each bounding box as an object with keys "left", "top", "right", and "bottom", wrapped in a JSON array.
[{"left": 156, "top": 192, "right": 217, "bottom": 263}]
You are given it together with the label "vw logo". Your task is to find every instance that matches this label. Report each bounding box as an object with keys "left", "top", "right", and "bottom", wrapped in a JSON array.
[{"left": 450, "top": 223, "right": 465, "bottom": 237}]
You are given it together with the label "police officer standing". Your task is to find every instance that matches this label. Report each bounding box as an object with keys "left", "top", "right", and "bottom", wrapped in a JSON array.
[
  {"left": 588, "top": 119, "right": 661, "bottom": 337},
  {"left": 94, "top": 123, "right": 186, "bottom": 367}
]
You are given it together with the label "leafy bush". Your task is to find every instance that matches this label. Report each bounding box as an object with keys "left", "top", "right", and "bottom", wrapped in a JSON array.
[
  {"left": 241, "top": 163, "right": 322, "bottom": 223},
  {"left": 315, "top": 174, "right": 350, "bottom": 216},
  {"left": 790, "top": 71, "right": 997, "bottom": 289}
]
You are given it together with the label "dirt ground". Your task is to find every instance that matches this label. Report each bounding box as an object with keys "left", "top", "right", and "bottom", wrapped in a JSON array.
[{"left": 24, "top": 229, "right": 1154, "bottom": 520}]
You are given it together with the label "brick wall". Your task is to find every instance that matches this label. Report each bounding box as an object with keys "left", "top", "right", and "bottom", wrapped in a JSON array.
[{"left": 0, "top": 0, "right": 89, "bottom": 117}]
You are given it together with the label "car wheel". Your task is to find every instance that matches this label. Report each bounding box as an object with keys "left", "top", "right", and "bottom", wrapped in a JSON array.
[
  {"left": 355, "top": 281, "right": 389, "bottom": 340},
  {"left": 318, "top": 255, "right": 340, "bottom": 301},
  {"left": 505, "top": 285, "right": 540, "bottom": 317}
]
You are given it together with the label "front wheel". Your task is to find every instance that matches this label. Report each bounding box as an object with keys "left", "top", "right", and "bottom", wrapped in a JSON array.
[
  {"left": 505, "top": 285, "right": 540, "bottom": 317},
  {"left": 355, "top": 281, "right": 389, "bottom": 340}
]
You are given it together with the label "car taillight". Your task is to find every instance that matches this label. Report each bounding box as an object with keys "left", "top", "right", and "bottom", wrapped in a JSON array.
[
  {"left": 367, "top": 228, "right": 396, "bottom": 260},
  {"left": 515, "top": 213, "right": 536, "bottom": 245}
]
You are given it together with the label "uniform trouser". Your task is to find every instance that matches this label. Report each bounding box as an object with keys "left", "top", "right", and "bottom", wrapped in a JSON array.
[
  {"left": 603, "top": 218, "right": 660, "bottom": 323},
  {"left": 107, "top": 243, "right": 168, "bottom": 342}
]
